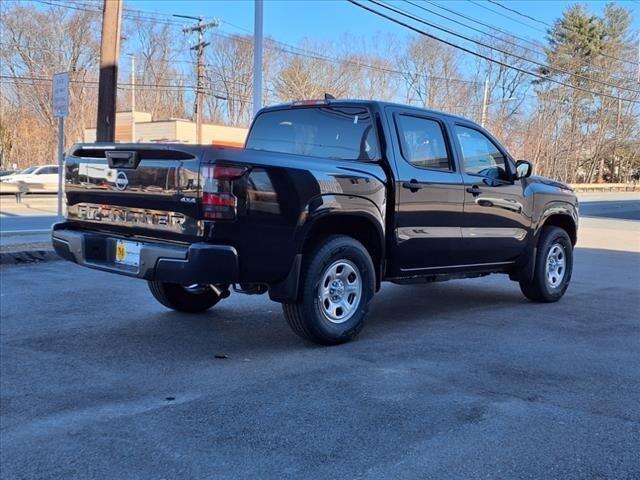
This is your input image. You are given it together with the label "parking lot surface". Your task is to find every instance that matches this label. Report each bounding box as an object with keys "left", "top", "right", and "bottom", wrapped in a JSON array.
[{"left": 1, "top": 201, "right": 639, "bottom": 479}]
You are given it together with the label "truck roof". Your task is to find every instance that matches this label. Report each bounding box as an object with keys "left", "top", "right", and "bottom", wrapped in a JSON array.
[{"left": 258, "top": 99, "right": 476, "bottom": 125}]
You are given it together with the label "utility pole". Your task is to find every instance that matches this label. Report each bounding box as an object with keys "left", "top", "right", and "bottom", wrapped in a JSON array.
[
  {"left": 129, "top": 53, "right": 135, "bottom": 142},
  {"left": 96, "top": 0, "right": 123, "bottom": 142},
  {"left": 175, "top": 14, "right": 218, "bottom": 144},
  {"left": 614, "top": 96, "right": 622, "bottom": 182},
  {"left": 480, "top": 77, "right": 489, "bottom": 128},
  {"left": 52, "top": 73, "right": 69, "bottom": 219},
  {"left": 253, "top": 0, "right": 264, "bottom": 117}
]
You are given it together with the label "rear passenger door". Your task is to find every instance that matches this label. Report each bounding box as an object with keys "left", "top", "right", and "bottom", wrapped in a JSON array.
[{"left": 387, "top": 108, "right": 465, "bottom": 272}]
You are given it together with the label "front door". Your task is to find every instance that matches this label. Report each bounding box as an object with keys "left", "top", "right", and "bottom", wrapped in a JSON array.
[
  {"left": 452, "top": 123, "right": 531, "bottom": 265},
  {"left": 388, "top": 109, "right": 465, "bottom": 272}
]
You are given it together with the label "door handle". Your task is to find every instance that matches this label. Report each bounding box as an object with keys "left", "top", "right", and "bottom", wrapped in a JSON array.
[
  {"left": 466, "top": 185, "right": 482, "bottom": 196},
  {"left": 402, "top": 179, "right": 424, "bottom": 192}
]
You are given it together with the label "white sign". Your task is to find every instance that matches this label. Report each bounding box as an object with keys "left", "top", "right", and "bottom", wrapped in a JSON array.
[{"left": 52, "top": 72, "right": 69, "bottom": 117}]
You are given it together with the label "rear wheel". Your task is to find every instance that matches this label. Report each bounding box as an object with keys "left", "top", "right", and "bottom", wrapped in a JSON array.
[
  {"left": 519, "top": 226, "right": 573, "bottom": 302},
  {"left": 282, "top": 235, "right": 375, "bottom": 345},
  {"left": 148, "top": 282, "right": 224, "bottom": 313}
]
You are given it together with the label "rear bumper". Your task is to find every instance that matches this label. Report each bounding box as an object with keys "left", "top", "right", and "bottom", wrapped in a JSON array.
[{"left": 51, "top": 223, "right": 239, "bottom": 284}]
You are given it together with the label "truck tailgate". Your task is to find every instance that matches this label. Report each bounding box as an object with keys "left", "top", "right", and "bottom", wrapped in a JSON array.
[{"left": 65, "top": 144, "right": 205, "bottom": 241}]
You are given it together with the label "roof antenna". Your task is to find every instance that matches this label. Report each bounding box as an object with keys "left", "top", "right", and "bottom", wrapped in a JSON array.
[{"left": 324, "top": 93, "right": 336, "bottom": 100}]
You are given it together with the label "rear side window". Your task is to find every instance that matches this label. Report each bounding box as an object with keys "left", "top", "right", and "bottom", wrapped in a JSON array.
[
  {"left": 397, "top": 115, "right": 451, "bottom": 171},
  {"left": 246, "top": 106, "right": 380, "bottom": 161}
]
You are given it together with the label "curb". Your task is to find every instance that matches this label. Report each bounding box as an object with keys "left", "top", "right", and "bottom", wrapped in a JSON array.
[{"left": 0, "top": 250, "right": 61, "bottom": 265}]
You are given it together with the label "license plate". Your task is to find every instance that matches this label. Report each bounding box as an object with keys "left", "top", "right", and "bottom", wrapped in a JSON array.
[{"left": 115, "top": 240, "right": 141, "bottom": 268}]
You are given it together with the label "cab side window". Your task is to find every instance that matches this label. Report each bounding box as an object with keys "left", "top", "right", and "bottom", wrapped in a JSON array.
[
  {"left": 455, "top": 125, "right": 509, "bottom": 181},
  {"left": 397, "top": 115, "right": 451, "bottom": 171}
]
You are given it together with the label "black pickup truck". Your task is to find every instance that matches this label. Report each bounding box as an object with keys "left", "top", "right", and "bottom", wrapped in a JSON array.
[{"left": 53, "top": 100, "right": 578, "bottom": 345}]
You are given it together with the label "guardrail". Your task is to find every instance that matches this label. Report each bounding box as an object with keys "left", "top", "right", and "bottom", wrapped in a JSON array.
[{"left": 571, "top": 183, "right": 638, "bottom": 193}]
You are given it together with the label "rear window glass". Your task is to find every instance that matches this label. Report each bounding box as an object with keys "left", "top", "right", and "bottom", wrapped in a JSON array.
[
  {"left": 246, "top": 106, "right": 380, "bottom": 161},
  {"left": 397, "top": 115, "right": 451, "bottom": 171}
]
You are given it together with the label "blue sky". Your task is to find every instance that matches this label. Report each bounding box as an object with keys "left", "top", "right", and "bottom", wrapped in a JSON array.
[{"left": 129, "top": 0, "right": 639, "bottom": 46}]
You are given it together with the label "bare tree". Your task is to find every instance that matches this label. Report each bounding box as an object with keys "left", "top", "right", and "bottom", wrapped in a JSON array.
[
  {"left": 0, "top": 1, "right": 100, "bottom": 167},
  {"left": 396, "top": 36, "right": 472, "bottom": 114},
  {"left": 474, "top": 34, "right": 533, "bottom": 154},
  {"left": 1, "top": 1, "right": 636, "bottom": 184},
  {"left": 206, "top": 34, "right": 255, "bottom": 127},
  {"left": 127, "top": 19, "right": 188, "bottom": 120}
]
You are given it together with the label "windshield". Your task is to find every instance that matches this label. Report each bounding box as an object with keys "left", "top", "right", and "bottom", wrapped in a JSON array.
[
  {"left": 246, "top": 106, "right": 380, "bottom": 161},
  {"left": 19, "top": 167, "right": 37, "bottom": 174}
]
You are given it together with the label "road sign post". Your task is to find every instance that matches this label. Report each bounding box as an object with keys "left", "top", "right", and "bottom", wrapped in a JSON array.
[{"left": 52, "top": 72, "right": 69, "bottom": 220}]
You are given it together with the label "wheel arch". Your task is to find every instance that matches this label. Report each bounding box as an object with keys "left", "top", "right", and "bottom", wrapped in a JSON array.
[
  {"left": 301, "top": 211, "right": 385, "bottom": 289},
  {"left": 510, "top": 204, "right": 577, "bottom": 283},
  {"left": 268, "top": 196, "right": 385, "bottom": 303},
  {"left": 539, "top": 209, "right": 578, "bottom": 246}
]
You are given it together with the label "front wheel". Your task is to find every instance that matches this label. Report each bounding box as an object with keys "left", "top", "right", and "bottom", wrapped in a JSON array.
[
  {"left": 148, "top": 282, "right": 224, "bottom": 313},
  {"left": 519, "top": 226, "right": 573, "bottom": 302},
  {"left": 282, "top": 235, "right": 376, "bottom": 345}
]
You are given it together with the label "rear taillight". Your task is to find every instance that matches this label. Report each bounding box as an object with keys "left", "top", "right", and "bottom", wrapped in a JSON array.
[{"left": 200, "top": 164, "right": 246, "bottom": 220}]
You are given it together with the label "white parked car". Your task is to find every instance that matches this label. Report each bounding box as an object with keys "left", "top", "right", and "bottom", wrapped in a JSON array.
[
  {"left": 1, "top": 165, "right": 60, "bottom": 192},
  {"left": 0, "top": 166, "right": 35, "bottom": 182}
]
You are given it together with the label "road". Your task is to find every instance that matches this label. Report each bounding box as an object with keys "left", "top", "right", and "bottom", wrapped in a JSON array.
[
  {"left": 0, "top": 215, "right": 57, "bottom": 233},
  {"left": 1, "top": 198, "right": 639, "bottom": 480},
  {"left": 0, "top": 195, "right": 58, "bottom": 249},
  {"left": 579, "top": 193, "right": 640, "bottom": 221},
  {"left": 0, "top": 194, "right": 58, "bottom": 240}
]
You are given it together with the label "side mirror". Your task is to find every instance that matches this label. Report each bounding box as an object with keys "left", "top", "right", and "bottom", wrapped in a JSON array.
[{"left": 515, "top": 160, "right": 533, "bottom": 179}]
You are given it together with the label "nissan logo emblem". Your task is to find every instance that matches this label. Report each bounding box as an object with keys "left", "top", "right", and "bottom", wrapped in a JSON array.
[{"left": 115, "top": 171, "right": 129, "bottom": 191}]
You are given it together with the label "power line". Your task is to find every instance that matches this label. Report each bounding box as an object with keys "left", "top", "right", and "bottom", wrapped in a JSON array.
[
  {"left": 403, "top": 0, "right": 546, "bottom": 59},
  {"left": 425, "top": 0, "right": 544, "bottom": 51},
  {"left": 26, "top": 0, "right": 638, "bottom": 102},
  {"left": 32, "top": 0, "right": 639, "bottom": 72},
  {"left": 425, "top": 0, "right": 637, "bottom": 79},
  {"left": 472, "top": 0, "right": 636, "bottom": 66},
  {"left": 469, "top": 0, "right": 546, "bottom": 33},
  {"left": 486, "top": 0, "right": 549, "bottom": 27},
  {"left": 346, "top": 0, "right": 640, "bottom": 104},
  {"left": 0, "top": 74, "right": 253, "bottom": 102},
  {"left": 29, "top": 0, "right": 481, "bottom": 87},
  {"left": 401, "top": 0, "right": 629, "bottom": 82},
  {"left": 371, "top": 0, "right": 640, "bottom": 96},
  {"left": 208, "top": 29, "right": 482, "bottom": 86},
  {"left": 1, "top": 74, "right": 192, "bottom": 90}
]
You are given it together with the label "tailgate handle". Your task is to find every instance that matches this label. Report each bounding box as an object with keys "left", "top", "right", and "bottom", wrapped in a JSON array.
[{"left": 106, "top": 151, "right": 140, "bottom": 169}]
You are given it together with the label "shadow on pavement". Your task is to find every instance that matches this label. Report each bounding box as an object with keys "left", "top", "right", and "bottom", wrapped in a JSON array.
[{"left": 7, "top": 247, "right": 637, "bottom": 366}]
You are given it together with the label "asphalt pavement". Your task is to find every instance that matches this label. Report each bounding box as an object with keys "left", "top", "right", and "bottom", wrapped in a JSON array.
[
  {"left": 1, "top": 198, "right": 639, "bottom": 479},
  {"left": 0, "top": 196, "right": 58, "bottom": 251},
  {"left": 580, "top": 197, "right": 640, "bottom": 221},
  {"left": 0, "top": 215, "right": 57, "bottom": 233}
]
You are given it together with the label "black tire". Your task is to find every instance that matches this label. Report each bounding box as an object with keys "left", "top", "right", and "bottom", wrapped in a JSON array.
[
  {"left": 519, "top": 226, "right": 573, "bottom": 302},
  {"left": 147, "top": 281, "right": 222, "bottom": 313},
  {"left": 282, "top": 235, "right": 376, "bottom": 345}
]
